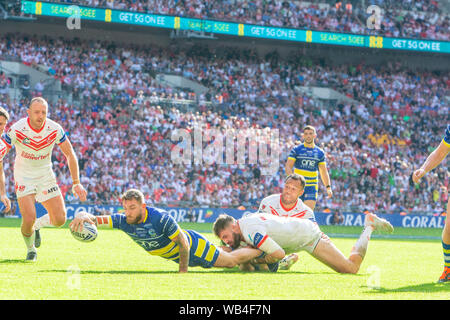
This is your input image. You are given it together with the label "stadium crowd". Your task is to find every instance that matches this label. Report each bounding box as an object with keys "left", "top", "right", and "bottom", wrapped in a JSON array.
[
  {"left": 4, "top": 0, "right": 448, "bottom": 41},
  {"left": 0, "top": 33, "right": 448, "bottom": 215}
]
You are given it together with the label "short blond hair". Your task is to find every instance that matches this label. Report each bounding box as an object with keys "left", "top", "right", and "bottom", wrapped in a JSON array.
[{"left": 29, "top": 97, "right": 48, "bottom": 109}]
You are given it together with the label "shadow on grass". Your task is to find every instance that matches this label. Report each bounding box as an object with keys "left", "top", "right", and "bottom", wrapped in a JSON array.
[
  {"left": 0, "top": 259, "right": 28, "bottom": 264},
  {"left": 361, "top": 282, "right": 449, "bottom": 294},
  {"left": 39, "top": 269, "right": 339, "bottom": 275}
]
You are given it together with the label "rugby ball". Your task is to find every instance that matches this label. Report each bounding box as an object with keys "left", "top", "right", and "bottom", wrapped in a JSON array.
[{"left": 71, "top": 222, "right": 98, "bottom": 242}]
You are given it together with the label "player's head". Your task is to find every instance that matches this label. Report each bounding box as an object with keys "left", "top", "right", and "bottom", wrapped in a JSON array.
[
  {"left": 121, "top": 188, "right": 146, "bottom": 224},
  {"left": 281, "top": 173, "right": 306, "bottom": 204},
  {"left": 27, "top": 97, "right": 48, "bottom": 128},
  {"left": 302, "top": 125, "right": 316, "bottom": 144},
  {"left": 0, "top": 107, "right": 10, "bottom": 135},
  {"left": 213, "top": 214, "right": 241, "bottom": 249}
]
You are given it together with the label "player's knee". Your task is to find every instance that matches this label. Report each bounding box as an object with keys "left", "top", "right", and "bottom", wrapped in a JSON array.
[
  {"left": 51, "top": 215, "right": 66, "bottom": 227},
  {"left": 338, "top": 264, "right": 359, "bottom": 274},
  {"left": 22, "top": 215, "right": 36, "bottom": 227}
]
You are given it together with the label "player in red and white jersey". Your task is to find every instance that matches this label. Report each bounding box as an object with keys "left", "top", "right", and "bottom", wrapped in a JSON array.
[
  {"left": 214, "top": 211, "right": 394, "bottom": 274},
  {"left": 257, "top": 174, "right": 315, "bottom": 222},
  {"left": 1, "top": 97, "right": 87, "bottom": 261},
  {"left": 0, "top": 107, "right": 12, "bottom": 213}
]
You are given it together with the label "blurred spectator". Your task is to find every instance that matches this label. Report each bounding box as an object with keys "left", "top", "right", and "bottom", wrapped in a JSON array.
[
  {"left": 13, "top": 0, "right": 448, "bottom": 41},
  {"left": 20, "top": 79, "right": 31, "bottom": 99},
  {"left": 0, "top": 33, "right": 447, "bottom": 216},
  {"left": 331, "top": 209, "right": 345, "bottom": 225}
]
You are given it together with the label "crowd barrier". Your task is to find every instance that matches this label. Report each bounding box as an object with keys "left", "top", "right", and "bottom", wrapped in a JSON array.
[{"left": 4, "top": 203, "right": 446, "bottom": 229}]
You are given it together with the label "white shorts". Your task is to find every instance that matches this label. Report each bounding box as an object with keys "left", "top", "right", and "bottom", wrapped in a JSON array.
[
  {"left": 15, "top": 174, "right": 62, "bottom": 203},
  {"left": 303, "top": 231, "right": 330, "bottom": 254}
]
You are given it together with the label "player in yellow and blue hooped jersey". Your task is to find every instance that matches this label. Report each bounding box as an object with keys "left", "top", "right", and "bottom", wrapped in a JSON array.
[
  {"left": 69, "top": 189, "right": 267, "bottom": 273},
  {"left": 285, "top": 125, "right": 332, "bottom": 211},
  {"left": 413, "top": 124, "right": 450, "bottom": 283}
]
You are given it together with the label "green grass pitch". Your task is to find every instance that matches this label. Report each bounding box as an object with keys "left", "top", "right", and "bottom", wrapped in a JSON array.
[{"left": 0, "top": 218, "right": 448, "bottom": 300}]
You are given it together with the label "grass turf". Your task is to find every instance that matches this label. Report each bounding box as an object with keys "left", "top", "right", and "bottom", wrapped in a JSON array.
[{"left": 0, "top": 218, "right": 448, "bottom": 300}]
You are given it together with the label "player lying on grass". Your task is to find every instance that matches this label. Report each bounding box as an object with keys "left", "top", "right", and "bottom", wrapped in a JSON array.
[
  {"left": 217, "top": 173, "right": 327, "bottom": 272},
  {"left": 213, "top": 209, "right": 394, "bottom": 273},
  {"left": 70, "top": 188, "right": 285, "bottom": 273}
]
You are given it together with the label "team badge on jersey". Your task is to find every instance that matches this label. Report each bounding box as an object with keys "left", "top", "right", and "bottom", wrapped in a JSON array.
[{"left": 253, "top": 232, "right": 266, "bottom": 247}]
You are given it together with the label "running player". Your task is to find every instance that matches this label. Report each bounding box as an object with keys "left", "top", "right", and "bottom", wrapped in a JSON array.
[
  {"left": 70, "top": 189, "right": 269, "bottom": 273},
  {"left": 213, "top": 211, "right": 394, "bottom": 274},
  {"left": 412, "top": 124, "right": 450, "bottom": 283},
  {"left": 285, "top": 125, "right": 332, "bottom": 210},
  {"left": 1, "top": 97, "right": 87, "bottom": 261},
  {"left": 0, "top": 107, "right": 11, "bottom": 212}
]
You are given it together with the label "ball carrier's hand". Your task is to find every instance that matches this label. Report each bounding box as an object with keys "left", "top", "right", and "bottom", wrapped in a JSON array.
[{"left": 69, "top": 212, "right": 95, "bottom": 232}]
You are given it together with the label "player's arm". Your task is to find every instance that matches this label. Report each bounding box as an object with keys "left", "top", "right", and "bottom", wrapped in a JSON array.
[
  {"left": 170, "top": 231, "right": 190, "bottom": 273},
  {"left": 161, "top": 214, "right": 190, "bottom": 273},
  {"left": 318, "top": 162, "right": 332, "bottom": 198},
  {"left": 413, "top": 140, "right": 450, "bottom": 183},
  {"left": 69, "top": 212, "right": 113, "bottom": 232},
  {"left": 247, "top": 232, "right": 285, "bottom": 264},
  {"left": 0, "top": 161, "right": 10, "bottom": 212},
  {"left": 58, "top": 138, "right": 87, "bottom": 201},
  {"left": 285, "top": 157, "right": 295, "bottom": 176}
]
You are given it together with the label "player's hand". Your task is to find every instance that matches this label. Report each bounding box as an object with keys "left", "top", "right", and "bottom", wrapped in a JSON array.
[
  {"left": 327, "top": 188, "right": 333, "bottom": 198},
  {"left": 0, "top": 194, "right": 11, "bottom": 212},
  {"left": 412, "top": 169, "right": 426, "bottom": 184},
  {"left": 69, "top": 214, "right": 94, "bottom": 232},
  {"left": 72, "top": 183, "right": 87, "bottom": 202}
]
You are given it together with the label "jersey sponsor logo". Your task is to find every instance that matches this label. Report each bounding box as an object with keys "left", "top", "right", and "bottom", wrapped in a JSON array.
[
  {"left": 135, "top": 239, "right": 161, "bottom": 250},
  {"left": 42, "top": 186, "right": 58, "bottom": 195},
  {"left": 21, "top": 151, "right": 50, "bottom": 160},
  {"left": 301, "top": 159, "right": 316, "bottom": 167}
]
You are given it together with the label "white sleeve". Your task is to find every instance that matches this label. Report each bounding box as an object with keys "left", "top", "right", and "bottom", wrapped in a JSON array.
[
  {"left": 2, "top": 126, "right": 16, "bottom": 148},
  {"left": 241, "top": 220, "right": 282, "bottom": 255},
  {"left": 258, "top": 197, "right": 271, "bottom": 214},
  {"left": 0, "top": 140, "right": 7, "bottom": 161},
  {"left": 255, "top": 235, "right": 283, "bottom": 255},
  {"left": 56, "top": 124, "right": 67, "bottom": 145}
]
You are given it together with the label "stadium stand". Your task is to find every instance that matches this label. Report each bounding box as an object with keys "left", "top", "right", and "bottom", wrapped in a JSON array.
[
  {"left": 3, "top": 0, "right": 447, "bottom": 40},
  {"left": 0, "top": 32, "right": 447, "bottom": 215}
]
